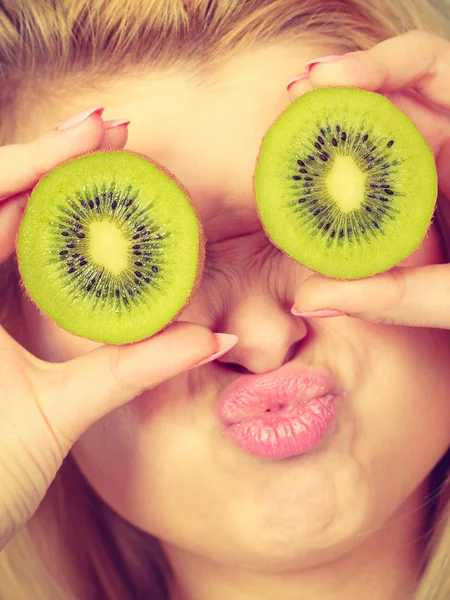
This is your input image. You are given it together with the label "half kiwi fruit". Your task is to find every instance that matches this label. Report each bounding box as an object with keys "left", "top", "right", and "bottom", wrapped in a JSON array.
[
  {"left": 254, "top": 87, "right": 438, "bottom": 279},
  {"left": 17, "top": 151, "right": 203, "bottom": 344}
]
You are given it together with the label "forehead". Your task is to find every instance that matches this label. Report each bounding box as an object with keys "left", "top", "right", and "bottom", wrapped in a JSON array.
[{"left": 103, "top": 41, "right": 336, "bottom": 242}]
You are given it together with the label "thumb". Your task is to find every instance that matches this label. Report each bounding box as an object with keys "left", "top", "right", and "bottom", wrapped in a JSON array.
[
  {"left": 292, "top": 265, "right": 450, "bottom": 329},
  {"left": 0, "top": 193, "right": 27, "bottom": 263},
  {"left": 38, "top": 323, "right": 237, "bottom": 444}
]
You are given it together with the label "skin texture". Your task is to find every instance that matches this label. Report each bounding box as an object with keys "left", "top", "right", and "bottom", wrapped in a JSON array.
[{"left": 8, "top": 36, "right": 450, "bottom": 599}]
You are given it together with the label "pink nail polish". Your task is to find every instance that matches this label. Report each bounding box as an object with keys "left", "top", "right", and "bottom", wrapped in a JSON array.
[
  {"left": 57, "top": 106, "right": 104, "bottom": 130},
  {"left": 287, "top": 72, "right": 310, "bottom": 92},
  {"left": 188, "top": 334, "right": 238, "bottom": 369},
  {"left": 291, "top": 308, "right": 347, "bottom": 318},
  {"left": 104, "top": 119, "right": 131, "bottom": 130},
  {"left": 306, "top": 55, "right": 345, "bottom": 72}
]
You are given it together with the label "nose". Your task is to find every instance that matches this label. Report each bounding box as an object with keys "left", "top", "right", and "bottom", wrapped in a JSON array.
[{"left": 217, "top": 292, "right": 308, "bottom": 374}]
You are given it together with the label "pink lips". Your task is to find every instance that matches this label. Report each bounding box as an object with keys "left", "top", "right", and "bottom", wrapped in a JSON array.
[{"left": 217, "top": 366, "right": 339, "bottom": 460}]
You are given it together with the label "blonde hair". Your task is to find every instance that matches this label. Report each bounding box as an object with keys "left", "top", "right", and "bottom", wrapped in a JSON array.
[{"left": 1, "top": 1, "right": 450, "bottom": 598}]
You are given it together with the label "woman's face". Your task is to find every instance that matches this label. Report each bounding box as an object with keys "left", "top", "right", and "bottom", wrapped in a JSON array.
[{"left": 23, "top": 41, "right": 450, "bottom": 571}]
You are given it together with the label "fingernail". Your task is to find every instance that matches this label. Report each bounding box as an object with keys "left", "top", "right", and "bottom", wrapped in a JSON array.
[
  {"left": 306, "top": 55, "right": 345, "bottom": 72},
  {"left": 104, "top": 119, "right": 130, "bottom": 130},
  {"left": 287, "top": 72, "right": 310, "bottom": 92},
  {"left": 57, "top": 106, "right": 104, "bottom": 130},
  {"left": 189, "top": 333, "right": 238, "bottom": 369},
  {"left": 291, "top": 308, "right": 347, "bottom": 318}
]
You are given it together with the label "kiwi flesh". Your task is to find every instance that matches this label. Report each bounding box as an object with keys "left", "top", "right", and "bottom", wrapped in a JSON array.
[
  {"left": 254, "top": 87, "right": 438, "bottom": 279},
  {"left": 17, "top": 151, "right": 203, "bottom": 344}
]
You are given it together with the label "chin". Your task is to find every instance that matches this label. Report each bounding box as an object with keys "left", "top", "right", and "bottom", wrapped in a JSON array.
[
  {"left": 209, "top": 466, "right": 370, "bottom": 571},
  {"left": 207, "top": 523, "right": 367, "bottom": 573}
]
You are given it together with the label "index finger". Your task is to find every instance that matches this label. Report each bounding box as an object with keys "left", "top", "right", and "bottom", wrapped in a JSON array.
[
  {"left": 308, "top": 30, "right": 450, "bottom": 111},
  {"left": 0, "top": 106, "right": 105, "bottom": 200},
  {"left": 0, "top": 110, "right": 130, "bottom": 263},
  {"left": 292, "top": 264, "right": 450, "bottom": 329}
]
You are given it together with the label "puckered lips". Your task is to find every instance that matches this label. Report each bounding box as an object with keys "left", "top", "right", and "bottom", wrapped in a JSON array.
[{"left": 217, "top": 364, "right": 341, "bottom": 460}]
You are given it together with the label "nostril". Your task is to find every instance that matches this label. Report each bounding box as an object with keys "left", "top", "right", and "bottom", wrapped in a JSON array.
[
  {"left": 224, "top": 362, "right": 254, "bottom": 375},
  {"left": 283, "top": 339, "right": 304, "bottom": 365}
]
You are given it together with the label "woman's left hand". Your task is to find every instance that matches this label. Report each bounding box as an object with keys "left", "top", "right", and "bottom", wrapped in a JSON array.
[{"left": 287, "top": 30, "right": 450, "bottom": 329}]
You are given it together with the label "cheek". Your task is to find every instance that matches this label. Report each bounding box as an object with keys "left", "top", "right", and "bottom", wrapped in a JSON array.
[
  {"left": 331, "top": 323, "right": 450, "bottom": 566},
  {"left": 71, "top": 406, "right": 150, "bottom": 517},
  {"left": 349, "top": 325, "right": 450, "bottom": 487},
  {"left": 70, "top": 381, "right": 224, "bottom": 548}
]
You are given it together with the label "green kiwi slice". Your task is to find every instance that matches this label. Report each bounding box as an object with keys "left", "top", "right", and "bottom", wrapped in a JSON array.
[
  {"left": 254, "top": 87, "right": 438, "bottom": 279},
  {"left": 17, "top": 151, "right": 203, "bottom": 344}
]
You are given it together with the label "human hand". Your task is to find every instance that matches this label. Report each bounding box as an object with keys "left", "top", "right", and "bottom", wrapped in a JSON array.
[
  {"left": 0, "top": 108, "right": 237, "bottom": 548},
  {"left": 287, "top": 31, "right": 450, "bottom": 328}
]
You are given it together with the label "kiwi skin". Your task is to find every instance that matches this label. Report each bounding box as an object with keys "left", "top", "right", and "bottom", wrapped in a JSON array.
[
  {"left": 16, "top": 149, "right": 206, "bottom": 345},
  {"left": 253, "top": 88, "right": 438, "bottom": 280}
]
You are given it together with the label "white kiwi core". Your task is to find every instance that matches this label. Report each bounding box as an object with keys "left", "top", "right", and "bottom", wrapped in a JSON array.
[
  {"left": 89, "top": 220, "right": 128, "bottom": 274},
  {"left": 326, "top": 155, "right": 367, "bottom": 212}
]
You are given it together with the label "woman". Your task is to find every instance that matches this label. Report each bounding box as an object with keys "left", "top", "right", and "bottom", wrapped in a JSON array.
[{"left": 0, "top": 1, "right": 449, "bottom": 598}]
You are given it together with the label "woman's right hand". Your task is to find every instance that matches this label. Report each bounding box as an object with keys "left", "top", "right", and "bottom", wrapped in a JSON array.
[{"left": 0, "top": 107, "right": 238, "bottom": 549}]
